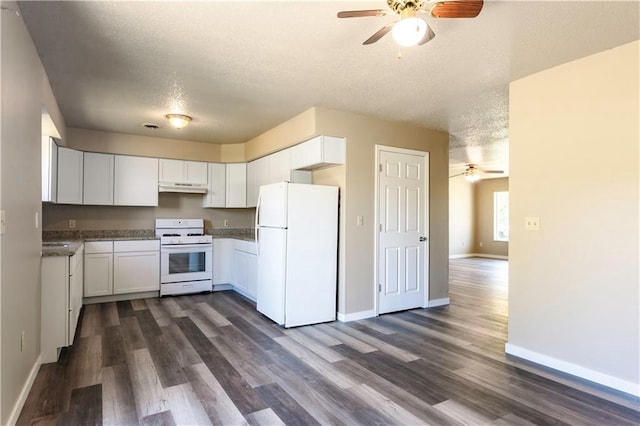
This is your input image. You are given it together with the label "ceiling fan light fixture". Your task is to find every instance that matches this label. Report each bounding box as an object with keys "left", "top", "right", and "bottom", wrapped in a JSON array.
[
  {"left": 465, "top": 169, "right": 480, "bottom": 182},
  {"left": 165, "top": 113, "right": 192, "bottom": 129},
  {"left": 392, "top": 17, "right": 427, "bottom": 47}
]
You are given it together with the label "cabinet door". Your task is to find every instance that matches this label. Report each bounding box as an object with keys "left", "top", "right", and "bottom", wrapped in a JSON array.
[
  {"left": 249, "top": 156, "right": 269, "bottom": 207},
  {"left": 268, "top": 149, "right": 291, "bottom": 184},
  {"left": 226, "top": 163, "right": 247, "bottom": 208},
  {"left": 68, "top": 250, "right": 84, "bottom": 345},
  {"left": 158, "top": 159, "right": 184, "bottom": 183},
  {"left": 57, "top": 147, "right": 84, "bottom": 204},
  {"left": 246, "top": 160, "right": 257, "bottom": 208},
  {"left": 83, "top": 152, "right": 114, "bottom": 205},
  {"left": 84, "top": 253, "right": 113, "bottom": 297},
  {"left": 114, "top": 155, "right": 158, "bottom": 206},
  {"left": 113, "top": 251, "right": 160, "bottom": 294},
  {"left": 247, "top": 252, "right": 258, "bottom": 299},
  {"left": 42, "top": 136, "right": 58, "bottom": 202},
  {"left": 213, "top": 239, "right": 233, "bottom": 284},
  {"left": 184, "top": 161, "right": 208, "bottom": 185},
  {"left": 233, "top": 249, "right": 249, "bottom": 293},
  {"left": 203, "top": 163, "right": 226, "bottom": 208}
]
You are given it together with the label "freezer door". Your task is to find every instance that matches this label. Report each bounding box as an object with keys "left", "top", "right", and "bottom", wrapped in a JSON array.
[
  {"left": 256, "top": 227, "right": 287, "bottom": 325},
  {"left": 257, "top": 182, "right": 287, "bottom": 228}
]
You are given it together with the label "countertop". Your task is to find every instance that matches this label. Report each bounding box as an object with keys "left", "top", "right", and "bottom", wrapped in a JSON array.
[{"left": 41, "top": 241, "right": 84, "bottom": 257}]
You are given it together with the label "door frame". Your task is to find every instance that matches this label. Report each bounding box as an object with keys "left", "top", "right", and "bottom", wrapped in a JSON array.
[{"left": 374, "top": 145, "right": 430, "bottom": 315}]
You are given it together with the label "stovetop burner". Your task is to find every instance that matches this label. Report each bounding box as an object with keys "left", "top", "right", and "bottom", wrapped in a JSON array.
[
  {"left": 187, "top": 233, "right": 204, "bottom": 236},
  {"left": 163, "top": 233, "right": 180, "bottom": 237}
]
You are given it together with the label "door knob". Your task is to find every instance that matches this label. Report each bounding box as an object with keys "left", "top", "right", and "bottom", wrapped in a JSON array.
[{"left": 419, "top": 237, "right": 427, "bottom": 242}]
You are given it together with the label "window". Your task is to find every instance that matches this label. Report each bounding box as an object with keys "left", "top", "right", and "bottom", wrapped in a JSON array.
[{"left": 494, "top": 191, "right": 509, "bottom": 241}]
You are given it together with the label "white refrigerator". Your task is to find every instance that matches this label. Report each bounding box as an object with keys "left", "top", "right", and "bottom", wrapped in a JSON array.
[{"left": 256, "top": 182, "right": 339, "bottom": 328}]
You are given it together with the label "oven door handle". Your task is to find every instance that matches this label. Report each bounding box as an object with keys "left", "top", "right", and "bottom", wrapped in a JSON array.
[{"left": 162, "top": 243, "right": 212, "bottom": 251}]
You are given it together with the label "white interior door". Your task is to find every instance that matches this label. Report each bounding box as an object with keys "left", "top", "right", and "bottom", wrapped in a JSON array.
[{"left": 378, "top": 148, "right": 428, "bottom": 314}]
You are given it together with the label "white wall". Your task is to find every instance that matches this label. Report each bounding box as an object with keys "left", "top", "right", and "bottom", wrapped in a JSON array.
[
  {"left": 508, "top": 40, "right": 639, "bottom": 395},
  {"left": 1, "top": 3, "right": 45, "bottom": 422},
  {"left": 449, "top": 175, "right": 474, "bottom": 256}
]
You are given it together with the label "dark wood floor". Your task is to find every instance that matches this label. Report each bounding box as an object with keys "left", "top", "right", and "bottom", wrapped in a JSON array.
[{"left": 19, "top": 258, "right": 640, "bottom": 425}]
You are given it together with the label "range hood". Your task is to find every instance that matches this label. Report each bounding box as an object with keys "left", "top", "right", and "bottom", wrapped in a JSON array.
[{"left": 158, "top": 182, "right": 208, "bottom": 194}]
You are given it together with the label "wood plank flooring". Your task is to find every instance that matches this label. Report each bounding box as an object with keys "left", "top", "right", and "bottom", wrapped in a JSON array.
[{"left": 18, "top": 258, "right": 640, "bottom": 425}]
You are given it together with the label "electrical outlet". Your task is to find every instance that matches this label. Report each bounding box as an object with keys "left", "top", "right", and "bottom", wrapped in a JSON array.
[
  {"left": 223, "top": 219, "right": 229, "bottom": 227},
  {"left": 356, "top": 215, "right": 363, "bottom": 227},
  {"left": 69, "top": 219, "right": 76, "bottom": 229},
  {"left": 35, "top": 212, "right": 39, "bottom": 229},
  {"left": 21, "top": 331, "right": 25, "bottom": 352}
]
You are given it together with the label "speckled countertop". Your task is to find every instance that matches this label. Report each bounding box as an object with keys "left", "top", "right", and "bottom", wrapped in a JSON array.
[
  {"left": 207, "top": 228, "right": 256, "bottom": 242},
  {"left": 41, "top": 241, "right": 84, "bottom": 257},
  {"left": 42, "top": 229, "right": 158, "bottom": 257},
  {"left": 42, "top": 228, "right": 254, "bottom": 257}
]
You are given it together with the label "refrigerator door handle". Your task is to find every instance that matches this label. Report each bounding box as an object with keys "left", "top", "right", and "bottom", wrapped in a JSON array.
[{"left": 255, "top": 190, "right": 261, "bottom": 255}]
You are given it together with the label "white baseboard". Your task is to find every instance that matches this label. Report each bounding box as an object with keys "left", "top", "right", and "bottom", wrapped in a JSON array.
[
  {"left": 337, "top": 309, "right": 376, "bottom": 322},
  {"left": 505, "top": 343, "right": 640, "bottom": 397},
  {"left": 8, "top": 354, "right": 42, "bottom": 425},
  {"left": 426, "top": 297, "right": 450, "bottom": 308},
  {"left": 449, "top": 253, "right": 508, "bottom": 260}
]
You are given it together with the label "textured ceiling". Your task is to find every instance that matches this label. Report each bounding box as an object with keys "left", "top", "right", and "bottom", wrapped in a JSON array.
[{"left": 18, "top": 1, "right": 640, "bottom": 176}]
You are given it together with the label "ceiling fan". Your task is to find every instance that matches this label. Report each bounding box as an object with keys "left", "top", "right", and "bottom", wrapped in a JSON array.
[
  {"left": 449, "top": 164, "right": 504, "bottom": 182},
  {"left": 337, "top": 0, "right": 484, "bottom": 47}
]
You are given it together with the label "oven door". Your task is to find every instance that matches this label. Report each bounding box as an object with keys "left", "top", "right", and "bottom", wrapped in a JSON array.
[{"left": 161, "top": 243, "right": 212, "bottom": 284}]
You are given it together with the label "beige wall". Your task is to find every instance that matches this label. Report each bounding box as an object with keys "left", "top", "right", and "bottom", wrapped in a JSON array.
[
  {"left": 66, "top": 127, "right": 222, "bottom": 162},
  {"left": 449, "top": 175, "right": 475, "bottom": 256},
  {"left": 244, "top": 108, "right": 316, "bottom": 161},
  {"left": 41, "top": 69, "right": 66, "bottom": 142},
  {"left": 43, "top": 193, "right": 254, "bottom": 231},
  {"left": 315, "top": 108, "right": 450, "bottom": 312},
  {"left": 1, "top": 4, "right": 45, "bottom": 422},
  {"left": 220, "top": 143, "right": 245, "bottom": 163},
  {"left": 508, "top": 41, "right": 639, "bottom": 392},
  {"left": 474, "top": 177, "right": 508, "bottom": 256}
]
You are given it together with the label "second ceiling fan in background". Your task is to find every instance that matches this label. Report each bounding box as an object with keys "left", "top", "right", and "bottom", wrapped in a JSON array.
[{"left": 338, "top": 0, "right": 484, "bottom": 47}]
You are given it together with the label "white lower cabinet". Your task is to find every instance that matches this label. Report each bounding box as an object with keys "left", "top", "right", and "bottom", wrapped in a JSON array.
[
  {"left": 232, "top": 240, "right": 257, "bottom": 300},
  {"left": 213, "top": 238, "right": 233, "bottom": 285},
  {"left": 84, "top": 241, "right": 113, "bottom": 297},
  {"left": 41, "top": 245, "right": 84, "bottom": 363},
  {"left": 113, "top": 240, "right": 160, "bottom": 294}
]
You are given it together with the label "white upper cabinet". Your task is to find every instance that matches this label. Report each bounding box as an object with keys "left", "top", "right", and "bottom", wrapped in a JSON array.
[
  {"left": 158, "top": 159, "right": 183, "bottom": 183},
  {"left": 290, "top": 135, "right": 346, "bottom": 170},
  {"left": 268, "top": 149, "right": 290, "bottom": 184},
  {"left": 57, "top": 146, "right": 84, "bottom": 204},
  {"left": 114, "top": 155, "right": 158, "bottom": 206},
  {"left": 184, "top": 161, "right": 208, "bottom": 184},
  {"left": 159, "top": 159, "right": 207, "bottom": 185},
  {"left": 83, "top": 152, "right": 114, "bottom": 205},
  {"left": 41, "top": 136, "right": 58, "bottom": 203},
  {"left": 247, "top": 156, "right": 269, "bottom": 208},
  {"left": 203, "top": 163, "right": 226, "bottom": 208},
  {"left": 226, "top": 163, "right": 247, "bottom": 208}
]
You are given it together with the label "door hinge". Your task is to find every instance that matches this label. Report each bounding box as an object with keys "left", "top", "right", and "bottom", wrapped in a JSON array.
[
  {"left": 379, "top": 164, "right": 382, "bottom": 172},
  {"left": 379, "top": 284, "right": 382, "bottom": 292},
  {"left": 379, "top": 224, "right": 382, "bottom": 232}
]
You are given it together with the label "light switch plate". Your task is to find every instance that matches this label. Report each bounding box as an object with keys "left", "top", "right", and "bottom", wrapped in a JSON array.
[
  {"left": 356, "top": 215, "right": 363, "bottom": 227},
  {"left": 525, "top": 216, "right": 540, "bottom": 231}
]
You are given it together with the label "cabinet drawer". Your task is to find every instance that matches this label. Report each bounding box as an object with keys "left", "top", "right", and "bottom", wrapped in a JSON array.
[
  {"left": 235, "top": 240, "right": 257, "bottom": 255},
  {"left": 114, "top": 239, "right": 159, "bottom": 253},
  {"left": 85, "top": 241, "right": 114, "bottom": 254}
]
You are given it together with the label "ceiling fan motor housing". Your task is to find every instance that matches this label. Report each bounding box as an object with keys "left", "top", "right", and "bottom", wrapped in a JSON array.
[{"left": 387, "top": 0, "right": 424, "bottom": 14}]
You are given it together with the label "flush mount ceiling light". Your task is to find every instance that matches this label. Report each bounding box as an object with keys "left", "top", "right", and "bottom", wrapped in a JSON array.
[{"left": 165, "top": 114, "right": 192, "bottom": 129}]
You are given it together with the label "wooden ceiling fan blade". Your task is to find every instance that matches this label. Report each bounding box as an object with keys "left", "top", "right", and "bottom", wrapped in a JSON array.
[
  {"left": 430, "top": 0, "right": 484, "bottom": 18},
  {"left": 363, "top": 23, "right": 394, "bottom": 45},
  {"left": 449, "top": 172, "right": 466, "bottom": 178},
  {"left": 417, "top": 25, "right": 436, "bottom": 46},
  {"left": 337, "top": 9, "right": 388, "bottom": 18}
]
